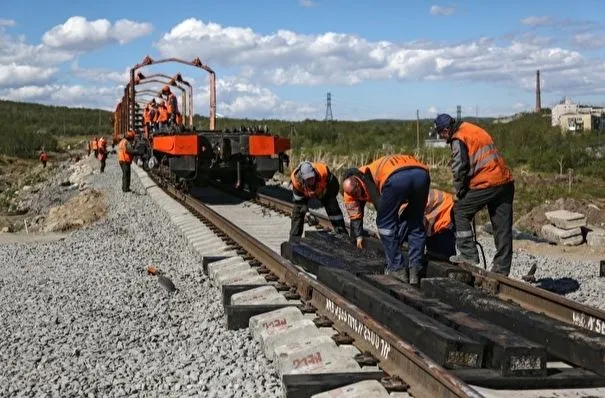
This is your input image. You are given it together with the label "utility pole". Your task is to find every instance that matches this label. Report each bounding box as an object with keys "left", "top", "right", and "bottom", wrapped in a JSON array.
[
  {"left": 416, "top": 109, "right": 420, "bottom": 150},
  {"left": 457, "top": 105, "right": 462, "bottom": 121}
]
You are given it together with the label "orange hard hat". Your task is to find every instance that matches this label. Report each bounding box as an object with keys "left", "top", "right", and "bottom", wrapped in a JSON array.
[{"left": 126, "top": 130, "right": 136, "bottom": 139}]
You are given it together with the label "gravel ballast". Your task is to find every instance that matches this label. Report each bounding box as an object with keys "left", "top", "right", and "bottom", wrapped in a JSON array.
[{"left": 0, "top": 157, "right": 280, "bottom": 398}]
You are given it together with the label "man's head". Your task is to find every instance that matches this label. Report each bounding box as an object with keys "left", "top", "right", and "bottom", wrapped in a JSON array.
[
  {"left": 126, "top": 130, "right": 136, "bottom": 140},
  {"left": 342, "top": 168, "right": 366, "bottom": 199},
  {"left": 299, "top": 161, "right": 316, "bottom": 187},
  {"left": 434, "top": 114, "right": 456, "bottom": 139}
]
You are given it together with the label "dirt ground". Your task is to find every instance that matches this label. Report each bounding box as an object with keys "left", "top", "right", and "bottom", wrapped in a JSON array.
[
  {"left": 43, "top": 188, "right": 107, "bottom": 232},
  {"left": 0, "top": 150, "right": 105, "bottom": 236}
]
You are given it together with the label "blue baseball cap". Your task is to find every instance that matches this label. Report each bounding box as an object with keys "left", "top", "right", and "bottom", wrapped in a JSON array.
[{"left": 434, "top": 114, "right": 455, "bottom": 131}]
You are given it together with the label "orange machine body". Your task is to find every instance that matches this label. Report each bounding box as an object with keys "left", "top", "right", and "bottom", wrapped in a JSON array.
[
  {"left": 153, "top": 135, "right": 198, "bottom": 156},
  {"left": 248, "top": 135, "right": 291, "bottom": 156}
]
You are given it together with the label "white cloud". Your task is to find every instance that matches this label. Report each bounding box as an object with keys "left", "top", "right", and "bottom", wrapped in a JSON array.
[
  {"left": 0, "top": 84, "right": 122, "bottom": 110},
  {"left": 192, "top": 76, "right": 319, "bottom": 119},
  {"left": 0, "top": 63, "right": 58, "bottom": 88},
  {"left": 0, "top": 30, "right": 74, "bottom": 65},
  {"left": 154, "top": 18, "right": 605, "bottom": 97},
  {"left": 42, "top": 16, "right": 153, "bottom": 51},
  {"left": 0, "top": 75, "right": 319, "bottom": 120},
  {"left": 300, "top": 0, "right": 316, "bottom": 7},
  {"left": 430, "top": 5, "right": 455, "bottom": 16},
  {"left": 69, "top": 60, "right": 130, "bottom": 84},
  {"left": 520, "top": 16, "right": 553, "bottom": 26},
  {"left": 0, "top": 19, "right": 16, "bottom": 27},
  {"left": 572, "top": 33, "right": 605, "bottom": 49}
]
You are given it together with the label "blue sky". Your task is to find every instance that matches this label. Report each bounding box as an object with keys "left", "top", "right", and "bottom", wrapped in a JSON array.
[{"left": 1, "top": 0, "right": 604, "bottom": 120}]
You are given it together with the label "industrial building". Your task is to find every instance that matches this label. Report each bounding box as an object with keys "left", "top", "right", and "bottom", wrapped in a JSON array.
[{"left": 551, "top": 98, "right": 605, "bottom": 133}]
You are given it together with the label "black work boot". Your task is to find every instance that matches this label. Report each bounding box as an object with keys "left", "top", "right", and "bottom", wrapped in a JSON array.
[{"left": 385, "top": 267, "right": 409, "bottom": 283}]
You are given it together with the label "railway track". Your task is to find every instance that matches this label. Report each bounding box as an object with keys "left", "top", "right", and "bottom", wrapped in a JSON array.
[
  {"left": 249, "top": 185, "right": 605, "bottom": 339},
  {"left": 142, "top": 167, "right": 605, "bottom": 397}
]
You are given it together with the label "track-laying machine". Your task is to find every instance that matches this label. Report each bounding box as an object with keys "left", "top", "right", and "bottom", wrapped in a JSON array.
[{"left": 112, "top": 56, "right": 291, "bottom": 192}]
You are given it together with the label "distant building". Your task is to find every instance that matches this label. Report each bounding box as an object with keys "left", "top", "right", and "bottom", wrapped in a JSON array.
[
  {"left": 560, "top": 113, "right": 605, "bottom": 133},
  {"left": 552, "top": 97, "right": 605, "bottom": 133}
]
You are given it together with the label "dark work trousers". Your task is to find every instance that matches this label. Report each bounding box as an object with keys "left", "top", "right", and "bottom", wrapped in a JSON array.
[
  {"left": 290, "top": 175, "right": 346, "bottom": 239},
  {"left": 100, "top": 155, "right": 107, "bottom": 173},
  {"left": 42, "top": 161, "right": 47, "bottom": 168},
  {"left": 119, "top": 161, "right": 131, "bottom": 192},
  {"left": 377, "top": 167, "right": 430, "bottom": 272},
  {"left": 425, "top": 227, "right": 457, "bottom": 261},
  {"left": 453, "top": 181, "right": 515, "bottom": 275}
]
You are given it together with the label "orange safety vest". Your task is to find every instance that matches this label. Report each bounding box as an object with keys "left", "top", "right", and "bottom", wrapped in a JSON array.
[
  {"left": 360, "top": 154, "right": 428, "bottom": 192},
  {"left": 143, "top": 106, "right": 150, "bottom": 124},
  {"left": 423, "top": 189, "right": 454, "bottom": 237},
  {"left": 344, "top": 154, "right": 428, "bottom": 220},
  {"left": 118, "top": 139, "right": 132, "bottom": 163},
  {"left": 290, "top": 162, "right": 330, "bottom": 199},
  {"left": 176, "top": 113, "right": 183, "bottom": 125},
  {"left": 158, "top": 105, "right": 169, "bottom": 123},
  {"left": 452, "top": 122, "right": 513, "bottom": 189},
  {"left": 92, "top": 140, "right": 98, "bottom": 150}
]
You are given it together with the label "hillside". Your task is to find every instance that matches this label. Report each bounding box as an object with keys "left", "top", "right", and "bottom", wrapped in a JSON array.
[{"left": 1, "top": 99, "right": 604, "bottom": 181}]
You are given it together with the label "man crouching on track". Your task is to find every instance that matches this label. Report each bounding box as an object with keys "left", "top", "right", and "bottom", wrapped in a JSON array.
[
  {"left": 344, "top": 186, "right": 457, "bottom": 263},
  {"left": 342, "top": 154, "right": 430, "bottom": 285},
  {"left": 118, "top": 130, "right": 139, "bottom": 193},
  {"left": 433, "top": 113, "right": 515, "bottom": 276},
  {"left": 289, "top": 161, "right": 347, "bottom": 240}
]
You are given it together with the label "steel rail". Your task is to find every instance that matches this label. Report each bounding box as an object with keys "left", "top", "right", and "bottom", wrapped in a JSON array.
[
  {"left": 154, "top": 178, "right": 485, "bottom": 398},
  {"left": 252, "top": 190, "right": 605, "bottom": 336}
]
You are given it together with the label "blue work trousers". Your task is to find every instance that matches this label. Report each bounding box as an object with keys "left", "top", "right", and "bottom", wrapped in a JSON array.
[{"left": 376, "top": 167, "right": 430, "bottom": 272}]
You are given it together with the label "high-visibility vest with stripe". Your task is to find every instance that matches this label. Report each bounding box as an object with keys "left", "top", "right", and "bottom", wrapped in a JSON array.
[
  {"left": 344, "top": 154, "right": 428, "bottom": 220},
  {"left": 360, "top": 154, "right": 428, "bottom": 192},
  {"left": 290, "top": 162, "right": 330, "bottom": 199},
  {"left": 424, "top": 189, "right": 454, "bottom": 237},
  {"left": 118, "top": 139, "right": 132, "bottom": 163},
  {"left": 452, "top": 122, "right": 513, "bottom": 189}
]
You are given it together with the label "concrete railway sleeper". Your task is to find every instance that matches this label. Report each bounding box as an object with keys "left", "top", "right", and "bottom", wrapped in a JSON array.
[{"left": 141, "top": 166, "right": 485, "bottom": 398}]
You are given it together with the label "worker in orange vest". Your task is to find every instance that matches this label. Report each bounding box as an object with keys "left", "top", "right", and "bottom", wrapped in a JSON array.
[
  {"left": 290, "top": 161, "right": 347, "bottom": 240},
  {"left": 342, "top": 154, "right": 430, "bottom": 284},
  {"left": 345, "top": 187, "right": 456, "bottom": 261},
  {"left": 434, "top": 114, "right": 515, "bottom": 276},
  {"left": 92, "top": 138, "right": 98, "bottom": 158},
  {"left": 162, "top": 86, "right": 179, "bottom": 125},
  {"left": 39, "top": 151, "right": 48, "bottom": 168},
  {"left": 118, "top": 131, "right": 138, "bottom": 192},
  {"left": 157, "top": 101, "right": 169, "bottom": 131},
  {"left": 98, "top": 137, "right": 107, "bottom": 173}
]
